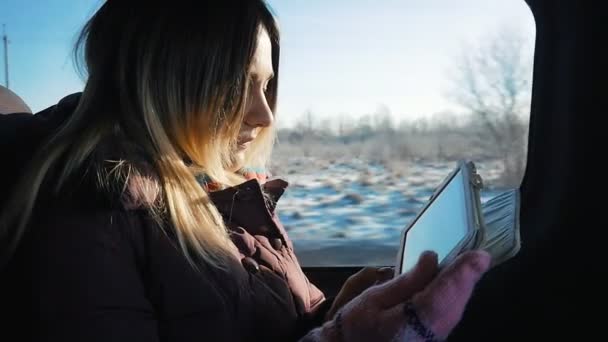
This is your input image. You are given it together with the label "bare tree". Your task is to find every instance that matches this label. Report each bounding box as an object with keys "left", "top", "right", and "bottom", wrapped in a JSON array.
[
  {"left": 336, "top": 114, "right": 354, "bottom": 141},
  {"left": 367, "top": 105, "right": 405, "bottom": 163},
  {"left": 449, "top": 28, "right": 533, "bottom": 186},
  {"left": 372, "top": 104, "right": 394, "bottom": 133},
  {"left": 296, "top": 109, "right": 316, "bottom": 134}
]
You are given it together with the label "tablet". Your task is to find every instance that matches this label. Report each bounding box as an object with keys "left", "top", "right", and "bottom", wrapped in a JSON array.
[{"left": 396, "top": 161, "right": 485, "bottom": 274}]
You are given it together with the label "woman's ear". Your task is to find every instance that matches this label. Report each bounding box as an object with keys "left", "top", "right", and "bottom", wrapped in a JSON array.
[{"left": 0, "top": 86, "right": 32, "bottom": 114}]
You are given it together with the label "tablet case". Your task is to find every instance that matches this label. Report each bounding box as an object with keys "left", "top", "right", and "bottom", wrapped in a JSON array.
[
  {"left": 478, "top": 188, "right": 521, "bottom": 267},
  {"left": 396, "top": 160, "right": 521, "bottom": 272}
]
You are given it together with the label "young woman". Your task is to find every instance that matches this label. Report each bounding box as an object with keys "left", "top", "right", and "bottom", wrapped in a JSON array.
[{"left": 0, "top": 1, "right": 490, "bottom": 341}]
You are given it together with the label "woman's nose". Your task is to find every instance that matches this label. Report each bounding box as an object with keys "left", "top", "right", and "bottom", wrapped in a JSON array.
[{"left": 244, "top": 89, "right": 274, "bottom": 128}]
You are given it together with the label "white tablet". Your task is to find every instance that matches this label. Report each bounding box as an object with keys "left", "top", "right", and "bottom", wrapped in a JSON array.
[{"left": 396, "top": 160, "right": 485, "bottom": 274}]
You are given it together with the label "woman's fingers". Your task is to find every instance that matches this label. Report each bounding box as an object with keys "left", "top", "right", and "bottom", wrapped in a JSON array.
[
  {"left": 352, "top": 267, "right": 386, "bottom": 286},
  {"left": 371, "top": 251, "right": 439, "bottom": 309},
  {"left": 308, "top": 251, "right": 490, "bottom": 342},
  {"left": 309, "top": 251, "right": 491, "bottom": 342},
  {"left": 326, "top": 266, "right": 394, "bottom": 320},
  {"left": 412, "top": 250, "right": 491, "bottom": 340},
  {"left": 376, "top": 267, "right": 394, "bottom": 283}
]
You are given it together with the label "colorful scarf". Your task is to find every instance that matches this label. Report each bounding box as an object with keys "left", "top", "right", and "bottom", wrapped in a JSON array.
[{"left": 195, "top": 167, "right": 269, "bottom": 192}]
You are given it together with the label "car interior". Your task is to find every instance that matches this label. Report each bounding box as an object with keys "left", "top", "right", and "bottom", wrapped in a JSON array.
[
  {"left": 301, "top": 1, "right": 602, "bottom": 339},
  {"left": 0, "top": 0, "right": 603, "bottom": 340}
]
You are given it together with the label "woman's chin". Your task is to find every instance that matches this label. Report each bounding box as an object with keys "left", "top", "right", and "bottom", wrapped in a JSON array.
[{"left": 228, "top": 151, "right": 246, "bottom": 172}]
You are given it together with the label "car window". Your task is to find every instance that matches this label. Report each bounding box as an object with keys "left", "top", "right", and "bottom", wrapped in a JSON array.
[
  {"left": 1, "top": 0, "right": 535, "bottom": 267},
  {"left": 266, "top": 0, "right": 535, "bottom": 266}
]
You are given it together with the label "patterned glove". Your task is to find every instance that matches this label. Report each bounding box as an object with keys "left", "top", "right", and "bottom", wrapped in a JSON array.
[{"left": 300, "top": 250, "right": 491, "bottom": 341}]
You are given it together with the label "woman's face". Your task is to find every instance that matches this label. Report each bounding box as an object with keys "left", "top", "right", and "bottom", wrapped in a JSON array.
[{"left": 233, "top": 28, "right": 274, "bottom": 168}]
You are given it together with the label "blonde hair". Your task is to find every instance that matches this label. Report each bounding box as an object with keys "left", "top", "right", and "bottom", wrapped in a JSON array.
[{"left": 0, "top": 1, "right": 280, "bottom": 270}]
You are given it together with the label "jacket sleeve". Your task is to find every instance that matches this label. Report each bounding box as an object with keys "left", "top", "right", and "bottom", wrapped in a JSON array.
[
  {"left": 292, "top": 295, "right": 335, "bottom": 340},
  {"left": 286, "top": 248, "right": 336, "bottom": 340},
  {"left": 30, "top": 209, "right": 159, "bottom": 342}
]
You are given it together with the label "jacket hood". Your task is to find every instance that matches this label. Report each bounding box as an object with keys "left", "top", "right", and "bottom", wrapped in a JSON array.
[{"left": 0, "top": 93, "right": 82, "bottom": 210}]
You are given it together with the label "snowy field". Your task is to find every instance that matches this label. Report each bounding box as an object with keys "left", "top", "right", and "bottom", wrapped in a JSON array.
[{"left": 271, "top": 158, "right": 507, "bottom": 266}]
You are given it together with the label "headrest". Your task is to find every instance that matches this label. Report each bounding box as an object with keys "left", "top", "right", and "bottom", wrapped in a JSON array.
[{"left": 0, "top": 93, "right": 81, "bottom": 209}]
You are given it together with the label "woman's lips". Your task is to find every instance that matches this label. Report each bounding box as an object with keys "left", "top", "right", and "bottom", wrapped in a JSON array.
[{"left": 237, "top": 136, "right": 255, "bottom": 149}]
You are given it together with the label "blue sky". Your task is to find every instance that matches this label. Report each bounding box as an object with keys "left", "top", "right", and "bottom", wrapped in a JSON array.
[{"left": 0, "top": 0, "right": 535, "bottom": 127}]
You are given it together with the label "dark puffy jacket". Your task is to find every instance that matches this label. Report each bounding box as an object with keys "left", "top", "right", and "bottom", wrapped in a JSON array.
[{"left": 0, "top": 94, "right": 331, "bottom": 341}]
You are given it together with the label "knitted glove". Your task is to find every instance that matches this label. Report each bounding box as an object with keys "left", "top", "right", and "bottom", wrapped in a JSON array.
[
  {"left": 300, "top": 250, "right": 491, "bottom": 341},
  {"left": 325, "top": 266, "right": 394, "bottom": 321}
]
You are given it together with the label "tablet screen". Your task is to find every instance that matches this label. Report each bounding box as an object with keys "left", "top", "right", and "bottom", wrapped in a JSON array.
[{"left": 400, "top": 168, "right": 470, "bottom": 274}]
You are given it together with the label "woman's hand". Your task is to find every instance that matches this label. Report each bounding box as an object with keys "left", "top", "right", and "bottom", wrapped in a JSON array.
[
  {"left": 324, "top": 266, "right": 394, "bottom": 321},
  {"left": 301, "top": 250, "right": 491, "bottom": 341}
]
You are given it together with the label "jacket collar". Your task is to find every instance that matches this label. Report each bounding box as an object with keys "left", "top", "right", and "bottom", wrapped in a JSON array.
[{"left": 206, "top": 177, "right": 289, "bottom": 214}]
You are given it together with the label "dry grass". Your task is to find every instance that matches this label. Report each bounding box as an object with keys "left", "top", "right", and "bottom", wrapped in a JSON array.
[{"left": 271, "top": 123, "right": 527, "bottom": 188}]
